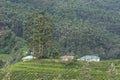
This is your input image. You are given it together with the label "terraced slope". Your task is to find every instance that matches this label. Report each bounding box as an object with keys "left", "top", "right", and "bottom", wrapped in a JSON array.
[
  {"left": 9, "top": 60, "right": 78, "bottom": 80},
  {"left": 1, "top": 59, "right": 120, "bottom": 80}
]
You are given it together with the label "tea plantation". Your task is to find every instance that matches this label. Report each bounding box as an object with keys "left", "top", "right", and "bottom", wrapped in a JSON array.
[{"left": 1, "top": 59, "right": 120, "bottom": 80}]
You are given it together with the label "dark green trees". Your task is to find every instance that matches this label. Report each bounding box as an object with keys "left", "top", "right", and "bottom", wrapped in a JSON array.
[
  {"left": 0, "top": 0, "right": 120, "bottom": 59},
  {"left": 25, "top": 13, "right": 54, "bottom": 58}
]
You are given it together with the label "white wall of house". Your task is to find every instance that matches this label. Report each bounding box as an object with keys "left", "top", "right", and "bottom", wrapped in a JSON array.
[{"left": 80, "top": 57, "right": 100, "bottom": 62}]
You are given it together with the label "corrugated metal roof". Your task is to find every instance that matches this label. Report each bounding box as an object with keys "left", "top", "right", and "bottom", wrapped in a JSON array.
[
  {"left": 22, "top": 55, "right": 36, "bottom": 60},
  {"left": 80, "top": 55, "right": 100, "bottom": 59}
]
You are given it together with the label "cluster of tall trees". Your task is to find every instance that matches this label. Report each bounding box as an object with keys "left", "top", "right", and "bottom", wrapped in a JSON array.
[
  {"left": 0, "top": 0, "right": 120, "bottom": 59},
  {"left": 24, "top": 13, "right": 54, "bottom": 58}
]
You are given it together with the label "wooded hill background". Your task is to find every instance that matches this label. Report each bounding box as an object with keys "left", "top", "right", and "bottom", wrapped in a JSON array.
[{"left": 0, "top": 0, "right": 120, "bottom": 62}]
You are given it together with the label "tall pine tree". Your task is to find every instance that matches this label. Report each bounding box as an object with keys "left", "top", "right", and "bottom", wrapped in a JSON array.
[{"left": 24, "top": 13, "right": 54, "bottom": 58}]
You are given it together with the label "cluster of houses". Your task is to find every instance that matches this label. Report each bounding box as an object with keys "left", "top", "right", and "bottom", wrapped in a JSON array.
[
  {"left": 22, "top": 55, "right": 100, "bottom": 62},
  {"left": 60, "top": 55, "right": 100, "bottom": 62}
]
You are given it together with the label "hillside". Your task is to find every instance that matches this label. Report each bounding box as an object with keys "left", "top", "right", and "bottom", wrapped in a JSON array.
[
  {"left": 0, "top": 59, "right": 120, "bottom": 80},
  {"left": 0, "top": 0, "right": 120, "bottom": 63}
]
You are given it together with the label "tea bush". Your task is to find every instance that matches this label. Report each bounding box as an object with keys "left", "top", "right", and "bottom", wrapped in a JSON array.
[{"left": 1, "top": 59, "right": 120, "bottom": 80}]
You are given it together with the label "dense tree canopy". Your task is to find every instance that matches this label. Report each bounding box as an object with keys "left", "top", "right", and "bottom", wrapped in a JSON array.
[{"left": 0, "top": 0, "right": 120, "bottom": 60}]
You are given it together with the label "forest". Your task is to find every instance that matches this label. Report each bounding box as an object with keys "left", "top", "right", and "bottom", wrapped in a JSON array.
[{"left": 0, "top": 0, "right": 120, "bottom": 63}]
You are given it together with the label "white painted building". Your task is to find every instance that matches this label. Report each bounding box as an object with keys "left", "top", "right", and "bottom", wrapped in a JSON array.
[
  {"left": 79, "top": 55, "right": 100, "bottom": 62},
  {"left": 22, "top": 55, "right": 36, "bottom": 61}
]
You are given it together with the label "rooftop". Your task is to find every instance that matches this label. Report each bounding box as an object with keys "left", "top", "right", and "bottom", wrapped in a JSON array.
[{"left": 81, "top": 55, "right": 100, "bottom": 59}]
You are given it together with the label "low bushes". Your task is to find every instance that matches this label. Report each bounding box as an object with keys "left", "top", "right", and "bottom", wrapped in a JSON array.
[{"left": 1, "top": 59, "right": 120, "bottom": 80}]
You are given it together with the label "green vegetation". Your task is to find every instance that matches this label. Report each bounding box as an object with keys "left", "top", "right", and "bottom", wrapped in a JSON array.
[
  {"left": 2, "top": 61, "right": 11, "bottom": 80},
  {"left": 24, "top": 13, "right": 54, "bottom": 58},
  {"left": 107, "top": 63, "right": 118, "bottom": 80},
  {"left": 0, "top": 0, "right": 120, "bottom": 79},
  {"left": 0, "top": 54, "right": 11, "bottom": 62},
  {"left": 0, "top": 29, "right": 28, "bottom": 64},
  {"left": 0, "top": 60, "right": 120, "bottom": 80},
  {"left": 0, "top": 0, "right": 120, "bottom": 61},
  {"left": 78, "top": 62, "right": 91, "bottom": 80},
  {"left": 0, "top": 2, "right": 120, "bottom": 80}
]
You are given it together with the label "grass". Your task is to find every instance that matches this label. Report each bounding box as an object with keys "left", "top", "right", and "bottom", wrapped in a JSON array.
[{"left": 0, "top": 59, "right": 120, "bottom": 80}]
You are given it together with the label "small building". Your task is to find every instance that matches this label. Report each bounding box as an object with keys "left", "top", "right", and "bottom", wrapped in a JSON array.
[
  {"left": 79, "top": 55, "right": 100, "bottom": 62},
  {"left": 60, "top": 55, "right": 74, "bottom": 61},
  {"left": 22, "top": 55, "right": 36, "bottom": 61}
]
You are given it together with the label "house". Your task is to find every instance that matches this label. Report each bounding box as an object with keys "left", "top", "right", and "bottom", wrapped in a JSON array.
[
  {"left": 60, "top": 55, "right": 74, "bottom": 61},
  {"left": 79, "top": 55, "right": 100, "bottom": 62},
  {"left": 22, "top": 55, "right": 36, "bottom": 61}
]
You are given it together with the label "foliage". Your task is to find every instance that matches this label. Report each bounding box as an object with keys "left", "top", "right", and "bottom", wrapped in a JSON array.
[
  {"left": 24, "top": 13, "right": 54, "bottom": 58},
  {"left": 2, "top": 61, "right": 11, "bottom": 80},
  {"left": 107, "top": 63, "right": 118, "bottom": 80},
  {"left": 0, "top": 60, "right": 120, "bottom": 80},
  {"left": 0, "top": 0, "right": 120, "bottom": 59},
  {"left": 0, "top": 29, "right": 27, "bottom": 63},
  {"left": 77, "top": 62, "right": 91, "bottom": 80}
]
